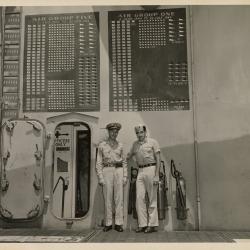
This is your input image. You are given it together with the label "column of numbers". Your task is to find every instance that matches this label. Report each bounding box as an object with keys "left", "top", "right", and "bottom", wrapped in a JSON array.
[{"left": 112, "top": 19, "right": 134, "bottom": 111}]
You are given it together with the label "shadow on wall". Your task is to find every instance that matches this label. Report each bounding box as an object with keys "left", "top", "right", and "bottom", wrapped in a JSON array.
[
  {"left": 90, "top": 152, "right": 105, "bottom": 228},
  {"left": 198, "top": 135, "right": 250, "bottom": 231},
  {"left": 91, "top": 183, "right": 105, "bottom": 228},
  {"left": 90, "top": 142, "right": 198, "bottom": 231},
  {"left": 161, "top": 144, "right": 197, "bottom": 231}
]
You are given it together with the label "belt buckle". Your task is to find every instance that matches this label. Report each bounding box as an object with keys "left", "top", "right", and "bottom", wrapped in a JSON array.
[
  {"left": 104, "top": 163, "right": 112, "bottom": 168},
  {"left": 115, "top": 162, "right": 122, "bottom": 168},
  {"left": 143, "top": 163, "right": 155, "bottom": 168}
]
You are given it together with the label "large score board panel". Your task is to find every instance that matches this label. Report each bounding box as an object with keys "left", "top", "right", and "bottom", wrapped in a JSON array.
[
  {"left": 109, "top": 8, "right": 189, "bottom": 111},
  {"left": 23, "top": 13, "right": 100, "bottom": 112}
]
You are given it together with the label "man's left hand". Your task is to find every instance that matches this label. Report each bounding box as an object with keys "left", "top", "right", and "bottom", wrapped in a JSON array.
[{"left": 153, "top": 175, "right": 159, "bottom": 185}]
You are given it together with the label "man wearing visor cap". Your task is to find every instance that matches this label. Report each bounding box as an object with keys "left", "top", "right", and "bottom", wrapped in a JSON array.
[
  {"left": 96, "top": 122, "right": 127, "bottom": 232},
  {"left": 127, "top": 124, "right": 161, "bottom": 233}
]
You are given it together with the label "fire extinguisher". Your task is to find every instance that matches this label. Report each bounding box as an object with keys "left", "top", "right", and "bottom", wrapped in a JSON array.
[
  {"left": 128, "top": 167, "right": 138, "bottom": 219},
  {"left": 157, "top": 160, "right": 168, "bottom": 220},
  {"left": 171, "top": 159, "right": 188, "bottom": 220}
]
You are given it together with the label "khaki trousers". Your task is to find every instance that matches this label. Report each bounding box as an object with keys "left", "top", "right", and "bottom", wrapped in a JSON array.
[
  {"left": 103, "top": 167, "right": 124, "bottom": 226},
  {"left": 136, "top": 165, "right": 159, "bottom": 227}
]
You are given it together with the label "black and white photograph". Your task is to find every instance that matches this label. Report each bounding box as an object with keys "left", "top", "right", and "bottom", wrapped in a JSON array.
[{"left": 0, "top": 1, "right": 249, "bottom": 248}]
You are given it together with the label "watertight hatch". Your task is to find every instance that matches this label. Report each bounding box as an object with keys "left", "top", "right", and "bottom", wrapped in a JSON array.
[
  {"left": 52, "top": 122, "right": 91, "bottom": 219},
  {"left": 0, "top": 119, "right": 45, "bottom": 221}
]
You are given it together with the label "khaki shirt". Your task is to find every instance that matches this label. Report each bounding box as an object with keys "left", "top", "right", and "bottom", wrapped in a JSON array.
[
  {"left": 96, "top": 140, "right": 127, "bottom": 182},
  {"left": 130, "top": 138, "right": 160, "bottom": 166}
]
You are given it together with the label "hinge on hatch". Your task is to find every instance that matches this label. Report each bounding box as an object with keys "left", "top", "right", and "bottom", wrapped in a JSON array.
[
  {"left": 34, "top": 144, "right": 42, "bottom": 161},
  {"left": 27, "top": 204, "right": 40, "bottom": 219},
  {"left": 33, "top": 174, "right": 41, "bottom": 191},
  {"left": 0, "top": 205, "right": 13, "bottom": 219},
  {"left": 1, "top": 179, "right": 9, "bottom": 192},
  {"left": 26, "top": 121, "right": 41, "bottom": 132},
  {"left": 5, "top": 121, "right": 17, "bottom": 134}
]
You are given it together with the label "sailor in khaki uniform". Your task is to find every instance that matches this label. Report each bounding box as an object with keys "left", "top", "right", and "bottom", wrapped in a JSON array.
[
  {"left": 96, "top": 123, "right": 127, "bottom": 232},
  {"left": 127, "top": 124, "right": 161, "bottom": 233}
]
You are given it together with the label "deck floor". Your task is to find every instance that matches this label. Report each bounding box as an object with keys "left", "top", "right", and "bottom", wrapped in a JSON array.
[{"left": 0, "top": 229, "right": 249, "bottom": 243}]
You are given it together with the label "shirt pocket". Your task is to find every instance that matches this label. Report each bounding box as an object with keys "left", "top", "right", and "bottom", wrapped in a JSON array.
[
  {"left": 113, "top": 147, "right": 122, "bottom": 158},
  {"left": 102, "top": 147, "right": 111, "bottom": 157},
  {"left": 103, "top": 148, "right": 111, "bottom": 162},
  {"left": 143, "top": 145, "right": 152, "bottom": 154}
]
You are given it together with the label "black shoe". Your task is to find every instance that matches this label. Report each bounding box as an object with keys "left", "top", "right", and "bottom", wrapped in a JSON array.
[
  {"left": 103, "top": 225, "right": 112, "bottom": 232},
  {"left": 144, "top": 226, "right": 157, "bottom": 233},
  {"left": 135, "top": 226, "right": 147, "bottom": 233},
  {"left": 114, "top": 225, "right": 123, "bottom": 232}
]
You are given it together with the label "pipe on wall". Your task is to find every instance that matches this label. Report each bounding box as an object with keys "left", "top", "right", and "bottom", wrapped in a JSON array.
[{"left": 188, "top": 6, "right": 201, "bottom": 231}]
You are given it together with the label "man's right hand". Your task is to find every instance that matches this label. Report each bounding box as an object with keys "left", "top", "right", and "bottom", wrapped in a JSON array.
[
  {"left": 126, "top": 152, "right": 132, "bottom": 160},
  {"left": 99, "top": 180, "right": 105, "bottom": 186}
]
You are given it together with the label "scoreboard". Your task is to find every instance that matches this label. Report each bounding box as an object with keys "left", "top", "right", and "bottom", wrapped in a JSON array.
[
  {"left": 23, "top": 13, "right": 100, "bottom": 112},
  {"left": 109, "top": 8, "right": 189, "bottom": 111}
]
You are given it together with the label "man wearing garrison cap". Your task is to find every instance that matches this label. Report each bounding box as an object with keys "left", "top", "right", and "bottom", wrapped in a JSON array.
[
  {"left": 96, "top": 122, "right": 127, "bottom": 232},
  {"left": 127, "top": 124, "right": 161, "bottom": 233}
]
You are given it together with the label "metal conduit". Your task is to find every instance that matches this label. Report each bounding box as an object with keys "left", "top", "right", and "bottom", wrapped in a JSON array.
[{"left": 188, "top": 6, "right": 201, "bottom": 230}]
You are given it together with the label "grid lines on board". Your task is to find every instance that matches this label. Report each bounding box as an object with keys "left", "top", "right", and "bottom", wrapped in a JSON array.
[
  {"left": 23, "top": 12, "right": 100, "bottom": 112},
  {"left": 109, "top": 8, "right": 189, "bottom": 111}
]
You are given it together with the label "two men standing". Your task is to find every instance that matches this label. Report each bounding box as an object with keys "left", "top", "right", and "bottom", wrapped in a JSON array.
[{"left": 96, "top": 122, "right": 161, "bottom": 233}]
